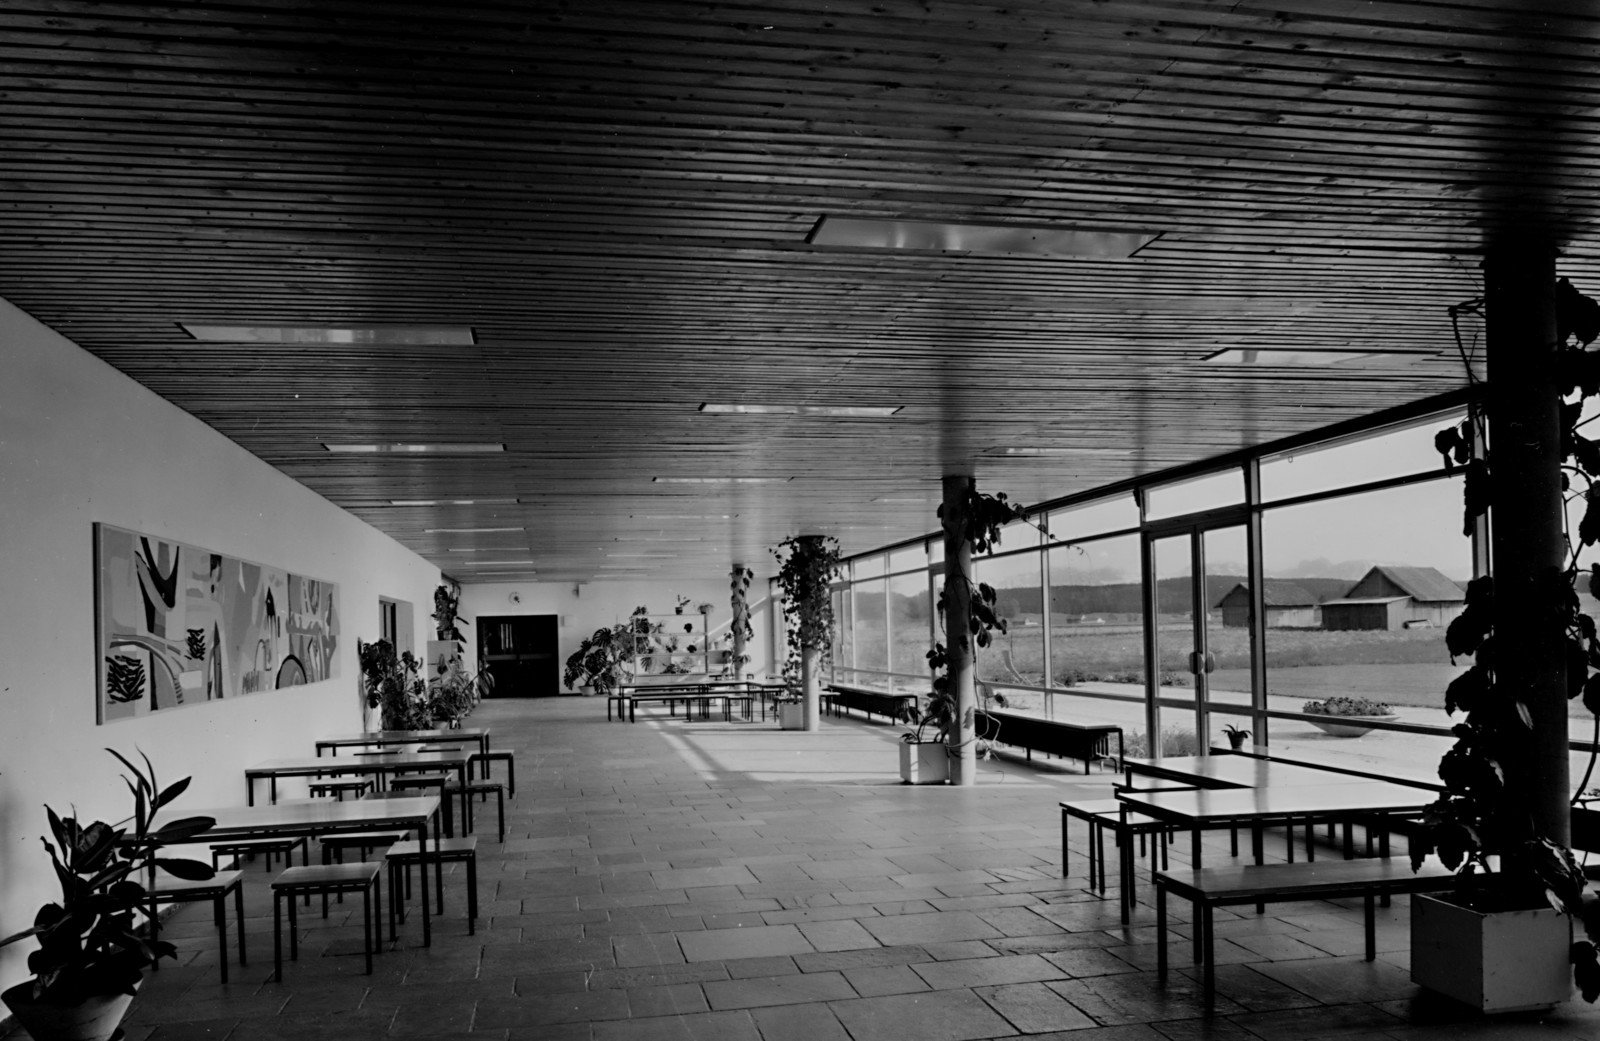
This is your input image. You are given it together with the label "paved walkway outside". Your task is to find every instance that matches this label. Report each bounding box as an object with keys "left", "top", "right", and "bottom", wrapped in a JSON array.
[{"left": 16, "top": 696, "right": 1600, "bottom": 1041}]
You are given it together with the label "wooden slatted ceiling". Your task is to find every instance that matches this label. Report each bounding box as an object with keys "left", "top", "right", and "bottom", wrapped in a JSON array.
[{"left": 1, "top": 0, "right": 1594, "bottom": 581}]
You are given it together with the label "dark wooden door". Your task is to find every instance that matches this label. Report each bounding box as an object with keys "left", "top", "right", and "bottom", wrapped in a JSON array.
[{"left": 478, "top": 615, "right": 559, "bottom": 697}]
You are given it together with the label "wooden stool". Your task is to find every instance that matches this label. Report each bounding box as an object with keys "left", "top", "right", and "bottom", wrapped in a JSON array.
[
  {"left": 447, "top": 779, "right": 504, "bottom": 843},
  {"left": 271, "top": 862, "right": 383, "bottom": 980},
  {"left": 210, "top": 834, "right": 308, "bottom": 872},
  {"left": 389, "top": 771, "right": 455, "bottom": 836},
  {"left": 308, "top": 779, "right": 374, "bottom": 801},
  {"left": 148, "top": 869, "right": 246, "bottom": 983},
  {"left": 385, "top": 836, "right": 478, "bottom": 934}
]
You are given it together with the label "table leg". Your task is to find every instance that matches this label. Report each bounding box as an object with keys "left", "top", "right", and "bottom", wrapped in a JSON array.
[
  {"left": 419, "top": 811, "right": 434, "bottom": 947},
  {"left": 1203, "top": 904, "right": 1216, "bottom": 1010},
  {"left": 247, "top": 775, "right": 256, "bottom": 807},
  {"left": 1156, "top": 883, "right": 1168, "bottom": 979},
  {"left": 1191, "top": 826, "right": 1202, "bottom": 868},
  {"left": 1364, "top": 892, "right": 1376, "bottom": 959}
]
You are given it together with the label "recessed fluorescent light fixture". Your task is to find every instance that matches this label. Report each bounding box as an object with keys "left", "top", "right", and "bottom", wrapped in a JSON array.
[
  {"left": 638, "top": 514, "right": 736, "bottom": 519},
  {"left": 599, "top": 564, "right": 658, "bottom": 570},
  {"left": 606, "top": 552, "right": 676, "bottom": 558},
  {"left": 178, "top": 323, "right": 475, "bottom": 345},
  {"left": 389, "top": 498, "right": 518, "bottom": 506},
  {"left": 461, "top": 559, "right": 535, "bottom": 566},
  {"left": 1203, "top": 348, "right": 1401, "bottom": 366},
  {"left": 324, "top": 442, "right": 504, "bottom": 454},
  {"left": 872, "top": 496, "right": 925, "bottom": 503},
  {"left": 652, "top": 477, "right": 791, "bottom": 484},
  {"left": 698, "top": 403, "right": 902, "bottom": 417},
  {"left": 425, "top": 527, "right": 525, "bottom": 534},
  {"left": 806, "top": 216, "right": 1160, "bottom": 259},
  {"left": 987, "top": 447, "right": 1135, "bottom": 457}
]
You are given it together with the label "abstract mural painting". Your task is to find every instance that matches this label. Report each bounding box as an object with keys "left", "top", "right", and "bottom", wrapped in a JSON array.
[{"left": 94, "top": 523, "right": 340, "bottom": 722}]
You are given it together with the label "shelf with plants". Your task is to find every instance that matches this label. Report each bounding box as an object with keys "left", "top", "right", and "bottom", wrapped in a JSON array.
[{"left": 630, "top": 604, "right": 713, "bottom": 678}]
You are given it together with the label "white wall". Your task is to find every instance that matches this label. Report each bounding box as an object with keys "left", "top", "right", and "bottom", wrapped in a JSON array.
[
  {"left": 458, "top": 576, "right": 776, "bottom": 690},
  {"left": 0, "top": 298, "right": 441, "bottom": 989}
]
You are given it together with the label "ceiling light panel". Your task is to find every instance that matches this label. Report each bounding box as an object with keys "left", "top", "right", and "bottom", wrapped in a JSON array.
[
  {"left": 652, "top": 477, "right": 790, "bottom": 484},
  {"left": 179, "top": 323, "right": 475, "bottom": 345},
  {"left": 324, "top": 442, "right": 504, "bottom": 454},
  {"left": 1201, "top": 348, "right": 1428, "bottom": 366},
  {"left": 698, "top": 403, "right": 902, "bottom": 417},
  {"left": 424, "top": 527, "right": 526, "bottom": 534},
  {"left": 389, "top": 498, "right": 518, "bottom": 506},
  {"left": 807, "top": 216, "right": 1159, "bottom": 258}
]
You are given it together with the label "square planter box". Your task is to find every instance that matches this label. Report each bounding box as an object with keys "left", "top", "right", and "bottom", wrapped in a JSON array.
[
  {"left": 1410, "top": 892, "right": 1571, "bottom": 1013},
  {"left": 899, "top": 740, "right": 949, "bottom": 784},
  {"left": 778, "top": 702, "right": 807, "bottom": 730}
]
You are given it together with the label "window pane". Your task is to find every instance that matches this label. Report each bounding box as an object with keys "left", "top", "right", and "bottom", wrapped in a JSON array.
[
  {"left": 887, "top": 570, "right": 930, "bottom": 681},
  {"left": 852, "top": 554, "right": 887, "bottom": 579},
  {"left": 973, "top": 551, "right": 1045, "bottom": 710},
  {"left": 1047, "top": 534, "right": 1145, "bottom": 698},
  {"left": 1257, "top": 476, "right": 1471, "bottom": 769},
  {"left": 1260, "top": 410, "right": 1466, "bottom": 502},
  {"left": 887, "top": 544, "right": 927, "bottom": 575},
  {"left": 851, "top": 577, "right": 888, "bottom": 681},
  {"left": 1144, "top": 468, "right": 1243, "bottom": 520},
  {"left": 1047, "top": 495, "right": 1140, "bottom": 542}
]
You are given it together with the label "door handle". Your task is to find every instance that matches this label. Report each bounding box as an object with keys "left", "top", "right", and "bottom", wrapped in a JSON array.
[{"left": 1204, "top": 652, "right": 1216, "bottom": 674}]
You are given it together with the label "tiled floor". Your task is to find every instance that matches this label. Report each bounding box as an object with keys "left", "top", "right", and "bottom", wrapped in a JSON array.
[{"left": 16, "top": 697, "right": 1600, "bottom": 1040}]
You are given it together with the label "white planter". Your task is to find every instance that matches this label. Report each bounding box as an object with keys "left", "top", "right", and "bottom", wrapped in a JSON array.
[
  {"left": 778, "top": 702, "right": 806, "bottom": 730},
  {"left": 1410, "top": 892, "right": 1572, "bottom": 1013},
  {"left": 3, "top": 981, "right": 137, "bottom": 1041},
  {"left": 899, "top": 740, "right": 949, "bottom": 785},
  {"left": 1307, "top": 713, "right": 1397, "bottom": 737}
]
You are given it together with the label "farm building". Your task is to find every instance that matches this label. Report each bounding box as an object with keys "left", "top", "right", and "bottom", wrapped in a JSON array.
[
  {"left": 1320, "top": 565, "right": 1466, "bottom": 631},
  {"left": 1216, "top": 581, "right": 1321, "bottom": 628}
]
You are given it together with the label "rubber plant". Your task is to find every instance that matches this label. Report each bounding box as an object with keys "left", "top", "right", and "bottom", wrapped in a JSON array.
[
  {"left": 1417, "top": 277, "right": 1600, "bottom": 999},
  {"left": 771, "top": 535, "right": 842, "bottom": 685},
  {"left": 0, "top": 750, "right": 216, "bottom": 1021},
  {"left": 908, "top": 486, "right": 1026, "bottom": 750}
]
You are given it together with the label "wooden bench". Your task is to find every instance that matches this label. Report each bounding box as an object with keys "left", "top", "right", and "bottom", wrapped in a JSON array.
[
  {"left": 1154, "top": 857, "right": 1458, "bottom": 1008},
  {"left": 823, "top": 684, "right": 918, "bottom": 724},
  {"left": 977, "top": 710, "right": 1123, "bottom": 774}
]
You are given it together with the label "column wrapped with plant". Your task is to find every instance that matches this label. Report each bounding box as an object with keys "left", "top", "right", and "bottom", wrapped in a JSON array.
[
  {"left": 730, "top": 565, "right": 755, "bottom": 677},
  {"left": 1416, "top": 276, "right": 1600, "bottom": 1000},
  {"left": 772, "top": 535, "right": 842, "bottom": 731},
  {"left": 433, "top": 580, "right": 467, "bottom": 641},
  {"left": 917, "top": 482, "right": 1023, "bottom": 785}
]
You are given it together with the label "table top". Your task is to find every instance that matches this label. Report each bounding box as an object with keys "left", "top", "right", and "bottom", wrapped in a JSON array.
[
  {"left": 186, "top": 795, "right": 442, "bottom": 837},
  {"left": 1117, "top": 781, "right": 1435, "bottom": 822},
  {"left": 1121, "top": 755, "right": 1368, "bottom": 790},
  {"left": 316, "top": 728, "right": 488, "bottom": 746},
  {"left": 246, "top": 751, "right": 470, "bottom": 776}
]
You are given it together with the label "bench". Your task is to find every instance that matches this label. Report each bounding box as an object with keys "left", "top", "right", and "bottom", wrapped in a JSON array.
[
  {"left": 1155, "top": 857, "right": 1458, "bottom": 1008},
  {"left": 977, "top": 710, "right": 1123, "bottom": 774},
  {"left": 823, "top": 684, "right": 918, "bottom": 724},
  {"left": 613, "top": 686, "right": 753, "bottom": 723}
]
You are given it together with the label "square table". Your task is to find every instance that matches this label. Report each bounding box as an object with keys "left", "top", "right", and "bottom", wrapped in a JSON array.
[
  {"left": 315, "top": 728, "right": 490, "bottom": 759},
  {"left": 1116, "top": 781, "right": 1435, "bottom": 867},
  {"left": 185, "top": 795, "right": 442, "bottom": 946},
  {"left": 245, "top": 751, "right": 472, "bottom": 805}
]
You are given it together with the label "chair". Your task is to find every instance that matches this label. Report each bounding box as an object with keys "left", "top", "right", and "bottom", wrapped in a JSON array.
[
  {"left": 271, "top": 862, "right": 383, "bottom": 980},
  {"left": 147, "top": 869, "right": 246, "bottom": 983},
  {"left": 384, "top": 836, "right": 478, "bottom": 935}
]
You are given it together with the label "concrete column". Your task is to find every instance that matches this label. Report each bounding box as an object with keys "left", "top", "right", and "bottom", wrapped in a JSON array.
[
  {"left": 1485, "top": 237, "right": 1569, "bottom": 846},
  {"left": 943, "top": 475, "right": 978, "bottom": 786}
]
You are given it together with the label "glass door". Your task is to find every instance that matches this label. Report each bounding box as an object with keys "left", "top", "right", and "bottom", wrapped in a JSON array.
[{"left": 1144, "top": 522, "right": 1251, "bottom": 756}]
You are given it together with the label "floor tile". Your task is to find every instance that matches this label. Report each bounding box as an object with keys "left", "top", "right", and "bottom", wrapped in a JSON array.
[{"left": 829, "top": 988, "right": 1019, "bottom": 1041}]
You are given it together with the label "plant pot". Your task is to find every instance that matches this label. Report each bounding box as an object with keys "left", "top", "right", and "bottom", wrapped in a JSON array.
[
  {"left": 3, "top": 981, "right": 138, "bottom": 1041},
  {"left": 1306, "top": 713, "right": 1397, "bottom": 737},
  {"left": 1410, "top": 892, "right": 1571, "bottom": 1013},
  {"left": 778, "top": 702, "right": 806, "bottom": 730},
  {"left": 899, "top": 740, "right": 949, "bottom": 784},
  {"left": 1224, "top": 733, "right": 1248, "bottom": 750}
]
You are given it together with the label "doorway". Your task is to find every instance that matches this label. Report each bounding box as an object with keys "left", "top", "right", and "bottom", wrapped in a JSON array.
[
  {"left": 1143, "top": 521, "right": 1252, "bottom": 756},
  {"left": 478, "top": 615, "right": 560, "bottom": 697}
]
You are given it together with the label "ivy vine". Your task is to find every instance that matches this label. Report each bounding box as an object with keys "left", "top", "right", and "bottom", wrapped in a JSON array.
[{"left": 772, "top": 534, "right": 843, "bottom": 685}]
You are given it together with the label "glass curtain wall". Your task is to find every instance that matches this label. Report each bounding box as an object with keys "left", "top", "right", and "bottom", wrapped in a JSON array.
[{"left": 826, "top": 405, "right": 1511, "bottom": 777}]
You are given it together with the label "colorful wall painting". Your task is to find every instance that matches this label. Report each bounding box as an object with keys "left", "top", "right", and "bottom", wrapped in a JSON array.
[{"left": 94, "top": 523, "right": 340, "bottom": 723}]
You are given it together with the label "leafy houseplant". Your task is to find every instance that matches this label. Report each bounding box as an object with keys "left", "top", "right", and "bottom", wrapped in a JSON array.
[
  {"left": 562, "top": 607, "right": 651, "bottom": 696},
  {"left": 1407, "top": 277, "right": 1600, "bottom": 1007},
  {"left": 904, "top": 486, "right": 1025, "bottom": 782},
  {"left": 772, "top": 536, "right": 843, "bottom": 728},
  {"left": 358, "top": 638, "right": 429, "bottom": 730},
  {"left": 1, "top": 750, "right": 216, "bottom": 1040},
  {"left": 1222, "top": 723, "right": 1251, "bottom": 750},
  {"left": 432, "top": 580, "right": 468, "bottom": 641}
]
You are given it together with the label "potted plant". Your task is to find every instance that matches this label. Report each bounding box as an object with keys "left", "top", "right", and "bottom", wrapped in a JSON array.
[
  {"left": 563, "top": 625, "right": 628, "bottom": 697},
  {"left": 1407, "top": 278, "right": 1600, "bottom": 1012},
  {"left": 1301, "top": 696, "right": 1396, "bottom": 737},
  {"left": 900, "top": 687, "right": 952, "bottom": 783},
  {"left": 432, "top": 580, "right": 468, "bottom": 641},
  {"left": 772, "top": 535, "right": 843, "bottom": 730},
  {"left": 426, "top": 654, "right": 494, "bottom": 726},
  {"left": 358, "top": 638, "right": 429, "bottom": 729},
  {"left": 1221, "top": 723, "right": 1252, "bottom": 750},
  {"left": 1, "top": 750, "right": 217, "bottom": 1041}
]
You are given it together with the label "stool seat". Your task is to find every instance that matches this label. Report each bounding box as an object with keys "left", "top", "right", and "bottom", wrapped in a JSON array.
[
  {"left": 308, "top": 779, "right": 374, "bottom": 800},
  {"left": 385, "top": 837, "right": 477, "bottom": 934},
  {"left": 149, "top": 869, "right": 245, "bottom": 983},
  {"left": 446, "top": 780, "right": 504, "bottom": 843},
  {"left": 211, "top": 834, "right": 308, "bottom": 872},
  {"left": 271, "top": 862, "right": 383, "bottom": 979}
]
